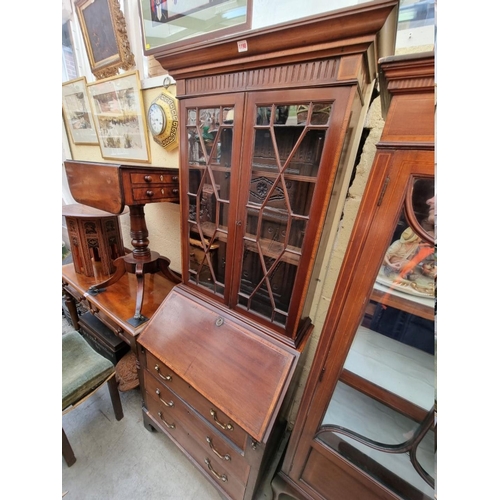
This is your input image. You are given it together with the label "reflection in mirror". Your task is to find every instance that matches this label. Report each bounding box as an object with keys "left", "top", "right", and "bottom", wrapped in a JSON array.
[{"left": 405, "top": 177, "right": 435, "bottom": 244}]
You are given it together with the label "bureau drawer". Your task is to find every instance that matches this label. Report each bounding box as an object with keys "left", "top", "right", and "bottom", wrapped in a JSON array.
[
  {"left": 145, "top": 394, "right": 246, "bottom": 500},
  {"left": 132, "top": 186, "right": 179, "bottom": 203},
  {"left": 145, "top": 350, "right": 248, "bottom": 450},
  {"left": 130, "top": 172, "right": 179, "bottom": 185},
  {"left": 144, "top": 370, "right": 251, "bottom": 485}
]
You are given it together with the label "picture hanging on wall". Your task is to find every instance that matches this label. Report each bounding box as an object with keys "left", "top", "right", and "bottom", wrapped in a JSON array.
[
  {"left": 86, "top": 71, "right": 151, "bottom": 163},
  {"left": 75, "top": 0, "right": 135, "bottom": 80},
  {"left": 139, "top": 0, "right": 252, "bottom": 55},
  {"left": 62, "top": 77, "right": 98, "bottom": 145}
]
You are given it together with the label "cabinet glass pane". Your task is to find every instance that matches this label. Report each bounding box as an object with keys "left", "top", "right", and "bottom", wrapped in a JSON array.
[
  {"left": 319, "top": 176, "right": 436, "bottom": 498},
  {"left": 320, "top": 382, "right": 435, "bottom": 500},
  {"left": 187, "top": 106, "right": 233, "bottom": 295},
  {"left": 237, "top": 103, "right": 330, "bottom": 324}
]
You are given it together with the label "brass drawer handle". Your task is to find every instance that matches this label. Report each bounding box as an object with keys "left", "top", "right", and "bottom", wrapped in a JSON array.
[
  {"left": 146, "top": 190, "right": 154, "bottom": 197},
  {"left": 172, "top": 175, "right": 178, "bottom": 181},
  {"left": 154, "top": 364, "right": 172, "bottom": 381},
  {"left": 204, "top": 459, "right": 227, "bottom": 482},
  {"left": 206, "top": 437, "right": 230, "bottom": 461},
  {"left": 155, "top": 388, "right": 174, "bottom": 407},
  {"left": 144, "top": 175, "right": 152, "bottom": 182},
  {"left": 210, "top": 409, "right": 233, "bottom": 431},
  {"left": 158, "top": 411, "right": 175, "bottom": 429}
]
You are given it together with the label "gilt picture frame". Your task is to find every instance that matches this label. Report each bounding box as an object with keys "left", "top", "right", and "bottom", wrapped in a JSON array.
[
  {"left": 62, "top": 77, "right": 98, "bottom": 145},
  {"left": 75, "top": 0, "right": 135, "bottom": 80},
  {"left": 139, "top": 0, "right": 252, "bottom": 55},
  {"left": 86, "top": 71, "right": 151, "bottom": 163}
]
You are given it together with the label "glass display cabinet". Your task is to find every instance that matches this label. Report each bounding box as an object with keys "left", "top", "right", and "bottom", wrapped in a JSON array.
[{"left": 272, "top": 52, "right": 436, "bottom": 500}]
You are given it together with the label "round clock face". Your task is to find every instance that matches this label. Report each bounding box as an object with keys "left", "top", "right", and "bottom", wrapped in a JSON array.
[{"left": 148, "top": 103, "right": 166, "bottom": 135}]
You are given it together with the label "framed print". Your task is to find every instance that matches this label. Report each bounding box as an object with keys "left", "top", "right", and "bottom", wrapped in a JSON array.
[
  {"left": 139, "top": 0, "right": 252, "bottom": 55},
  {"left": 75, "top": 0, "right": 135, "bottom": 80},
  {"left": 87, "top": 71, "right": 151, "bottom": 163},
  {"left": 62, "top": 77, "right": 98, "bottom": 145}
]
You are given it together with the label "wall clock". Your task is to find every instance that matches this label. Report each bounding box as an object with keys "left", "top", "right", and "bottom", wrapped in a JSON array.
[{"left": 146, "top": 79, "right": 179, "bottom": 151}]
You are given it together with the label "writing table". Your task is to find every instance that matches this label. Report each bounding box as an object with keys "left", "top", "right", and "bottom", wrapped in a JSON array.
[{"left": 62, "top": 263, "right": 178, "bottom": 354}]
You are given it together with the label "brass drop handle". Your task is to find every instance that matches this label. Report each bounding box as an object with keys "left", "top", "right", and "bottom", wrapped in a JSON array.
[
  {"left": 156, "top": 388, "right": 174, "bottom": 408},
  {"left": 155, "top": 364, "right": 172, "bottom": 381},
  {"left": 210, "top": 409, "right": 233, "bottom": 431},
  {"left": 204, "top": 459, "right": 227, "bottom": 482},
  {"left": 206, "top": 437, "right": 231, "bottom": 461},
  {"left": 158, "top": 411, "right": 175, "bottom": 429}
]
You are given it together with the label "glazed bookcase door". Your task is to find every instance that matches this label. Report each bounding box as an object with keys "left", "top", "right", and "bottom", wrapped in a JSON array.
[
  {"left": 232, "top": 87, "right": 352, "bottom": 338},
  {"left": 180, "top": 86, "right": 352, "bottom": 343},
  {"left": 182, "top": 94, "right": 245, "bottom": 304}
]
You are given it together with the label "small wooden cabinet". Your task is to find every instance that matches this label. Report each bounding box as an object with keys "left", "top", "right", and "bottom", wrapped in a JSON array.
[
  {"left": 62, "top": 204, "right": 126, "bottom": 279},
  {"left": 273, "top": 52, "right": 436, "bottom": 500}
]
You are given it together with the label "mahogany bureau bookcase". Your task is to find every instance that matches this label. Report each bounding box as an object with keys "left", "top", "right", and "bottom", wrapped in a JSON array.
[{"left": 136, "top": 2, "right": 400, "bottom": 499}]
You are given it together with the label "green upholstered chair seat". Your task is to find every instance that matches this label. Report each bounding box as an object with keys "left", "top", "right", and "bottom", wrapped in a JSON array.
[{"left": 62, "top": 331, "right": 115, "bottom": 411}]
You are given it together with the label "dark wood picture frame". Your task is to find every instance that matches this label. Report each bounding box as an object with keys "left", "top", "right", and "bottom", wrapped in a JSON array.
[
  {"left": 75, "top": 0, "right": 135, "bottom": 80},
  {"left": 139, "top": 0, "right": 252, "bottom": 56}
]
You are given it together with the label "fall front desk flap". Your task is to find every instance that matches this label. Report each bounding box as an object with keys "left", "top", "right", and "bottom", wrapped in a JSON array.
[{"left": 138, "top": 285, "right": 299, "bottom": 444}]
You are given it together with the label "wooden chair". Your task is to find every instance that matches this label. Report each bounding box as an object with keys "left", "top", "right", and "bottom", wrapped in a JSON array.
[{"left": 62, "top": 330, "right": 124, "bottom": 467}]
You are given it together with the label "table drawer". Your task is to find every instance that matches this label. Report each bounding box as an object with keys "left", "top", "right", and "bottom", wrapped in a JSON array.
[
  {"left": 63, "top": 283, "right": 85, "bottom": 303},
  {"left": 145, "top": 394, "right": 246, "bottom": 500},
  {"left": 145, "top": 350, "right": 248, "bottom": 450},
  {"left": 130, "top": 172, "right": 179, "bottom": 185},
  {"left": 132, "top": 186, "right": 179, "bottom": 203},
  {"left": 144, "top": 371, "right": 250, "bottom": 485}
]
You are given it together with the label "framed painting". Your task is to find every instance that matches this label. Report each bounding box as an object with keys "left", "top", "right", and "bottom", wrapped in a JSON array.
[
  {"left": 86, "top": 71, "right": 151, "bottom": 163},
  {"left": 75, "top": 0, "right": 135, "bottom": 80},
  {"left": 139, "top": 0, "right": 252, "bottom": 55},
  {"left": 62, "top": 77, "right": 98, "bottom": 145}
]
